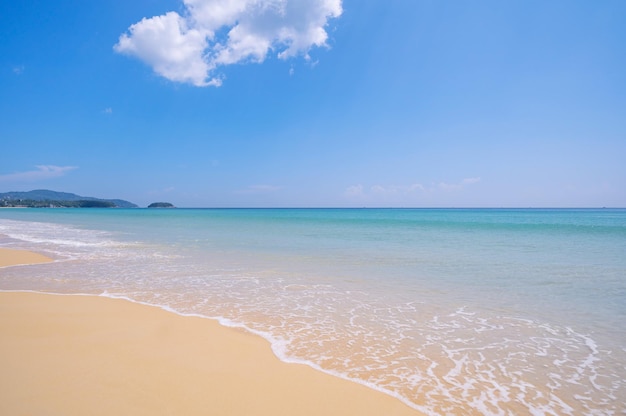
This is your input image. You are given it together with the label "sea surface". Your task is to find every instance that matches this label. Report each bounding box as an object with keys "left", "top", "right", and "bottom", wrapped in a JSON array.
[{"left": 1, "top": 208, "right": 625, "bottom": 415}]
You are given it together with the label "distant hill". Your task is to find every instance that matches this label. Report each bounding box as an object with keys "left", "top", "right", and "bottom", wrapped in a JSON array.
[{"left": 0, "top": 189, "right": 138, "bottom": 208}]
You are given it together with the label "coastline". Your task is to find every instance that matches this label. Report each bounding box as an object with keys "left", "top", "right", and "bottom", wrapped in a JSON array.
[{"left": 0, "top": 251, "right": 423, "bottom": 416}]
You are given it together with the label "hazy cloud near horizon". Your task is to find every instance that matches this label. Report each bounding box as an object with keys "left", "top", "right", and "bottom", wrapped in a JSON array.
[
  {"left": 344, "top": 177, "right": 481, "bottom": 205},
  {"left": 0, "top": 166, "right": 78, "bottom": 183},
  {"left": 346, "top": 178, "right": 482, "bottom": 199},
  {"left": 114, "top": 0, "right": 343, "bottom": 87}
]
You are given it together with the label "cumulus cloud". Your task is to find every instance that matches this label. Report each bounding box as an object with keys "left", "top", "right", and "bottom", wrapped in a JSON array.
[
  {"left": 0, "top": 165, "right": 78, "bottom": 182},
  {"left": 114, "top": 0, "right": 343, "bottom": 87}
]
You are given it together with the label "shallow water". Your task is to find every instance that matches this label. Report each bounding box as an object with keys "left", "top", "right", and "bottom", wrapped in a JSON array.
[{"left": 1, "top": 208, "right": 625, "bottom": 415}]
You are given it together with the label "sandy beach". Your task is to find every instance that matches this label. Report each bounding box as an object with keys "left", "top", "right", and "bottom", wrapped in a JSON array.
[
  {"left": 0, "top": 247, "right": 53, "bottom": 267},
  {"left": 0, "top": 250, "right": 422, "bottom": 416}
]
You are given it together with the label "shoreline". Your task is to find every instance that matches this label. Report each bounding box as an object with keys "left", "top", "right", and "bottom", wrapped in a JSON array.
[{"left": 0, "top": 250, "right": 423, "bottom": 415}]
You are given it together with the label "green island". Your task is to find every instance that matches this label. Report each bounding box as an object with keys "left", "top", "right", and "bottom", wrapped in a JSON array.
[{"left": 147, "top": 202, "right": 175, "bottom": 208}]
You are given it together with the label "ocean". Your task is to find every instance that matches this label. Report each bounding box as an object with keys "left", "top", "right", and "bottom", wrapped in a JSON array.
[{"left": 1, "top": 208, "right": 624, "bottom": 415}]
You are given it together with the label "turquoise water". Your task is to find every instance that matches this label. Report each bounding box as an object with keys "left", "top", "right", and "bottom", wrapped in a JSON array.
[{"left": 1, "top": 208, "right": 625, "bottom": 415}]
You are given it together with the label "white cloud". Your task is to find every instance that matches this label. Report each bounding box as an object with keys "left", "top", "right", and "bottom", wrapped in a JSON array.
[
  {"left": 103, "top": 107, "right": 113, "bottom": 114},
  {"left": 114, "top": 0, "right": 342, "bottom": 87},
  {"left": 115, "top": 11, "right": 216, "bottom": 86},
  {"left": 13, "top": 65, "right": 25, "bottom": 75},
  {"left": 0, "top": 165, "right": 78, "bottom": 182}
]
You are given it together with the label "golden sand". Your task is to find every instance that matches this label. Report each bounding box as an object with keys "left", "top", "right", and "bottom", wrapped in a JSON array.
[
  {"left": 0, "top": 251, "right": 423, "bottom": 415},
  {"left": 0, "top": 247, "right": 53, "bottom": 267}
]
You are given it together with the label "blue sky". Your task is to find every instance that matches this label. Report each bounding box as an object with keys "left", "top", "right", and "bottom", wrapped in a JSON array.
[{"left": 1, "top": 0, "right": 625, "bottom": 207}]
